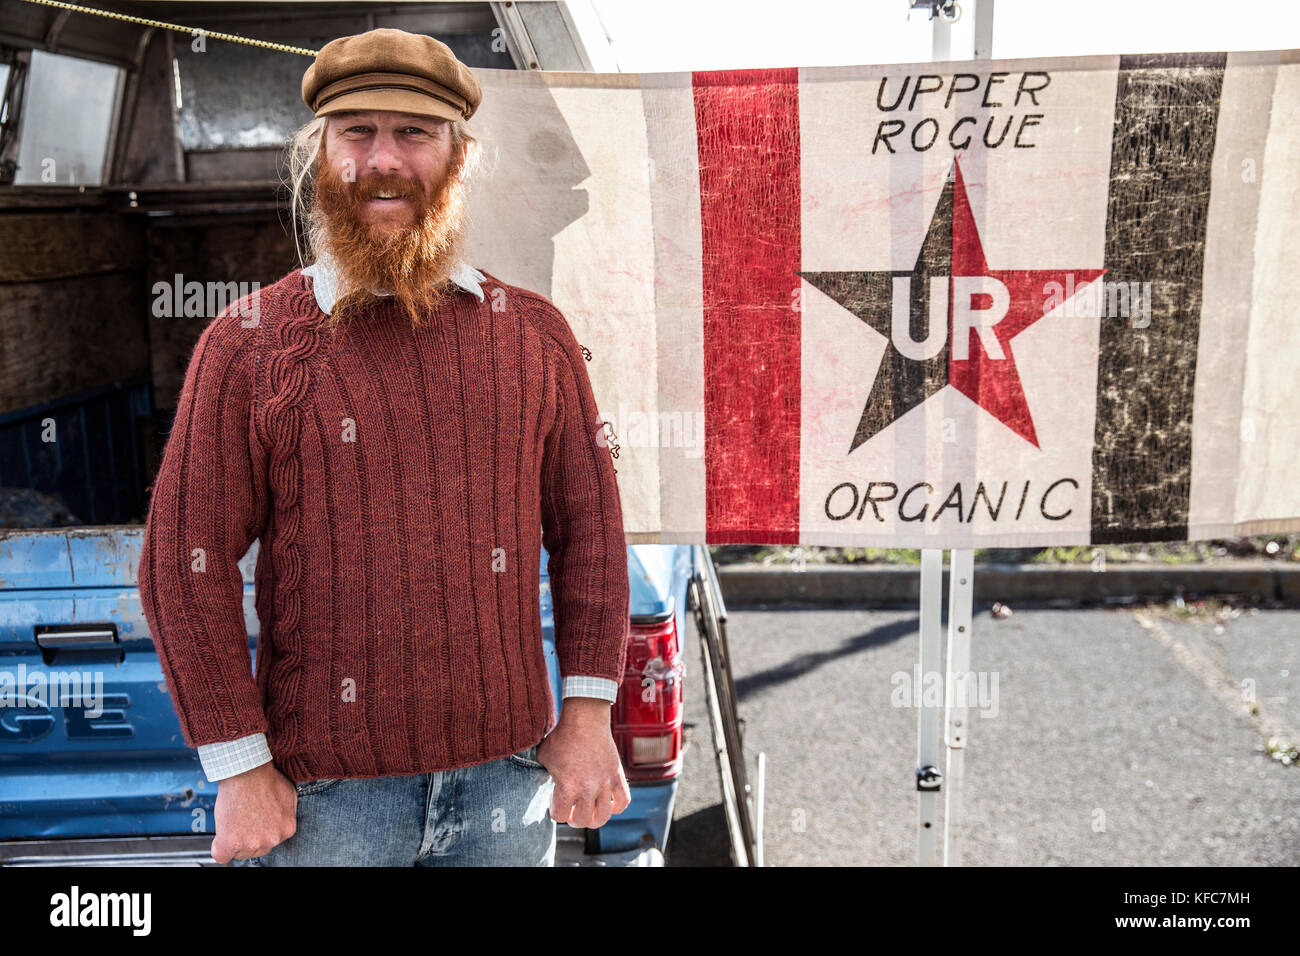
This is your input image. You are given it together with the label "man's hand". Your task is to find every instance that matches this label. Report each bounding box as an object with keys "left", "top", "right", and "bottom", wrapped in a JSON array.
[
  {"left": 535, "top": 698, "right": 631, "bottom": 829},
  {"left": 209, "top": 761, "right": 298, "bottom": 864}
]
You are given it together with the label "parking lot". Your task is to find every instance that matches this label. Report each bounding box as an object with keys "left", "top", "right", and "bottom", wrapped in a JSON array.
[{"left": 668, "top": 604, "right": 1299, "bottom": 866}]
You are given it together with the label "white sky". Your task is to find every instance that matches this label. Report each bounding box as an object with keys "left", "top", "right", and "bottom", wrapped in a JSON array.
[{"left": 581, "top": 0, "right": 1300, "bottom": 71}]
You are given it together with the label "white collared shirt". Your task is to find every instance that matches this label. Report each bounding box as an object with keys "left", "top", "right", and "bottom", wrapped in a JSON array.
[{"left": 300, "top": 251, "right": 487, "bottom": 314}]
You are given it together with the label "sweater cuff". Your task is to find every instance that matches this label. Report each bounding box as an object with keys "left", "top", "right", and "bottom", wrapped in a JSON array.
[
  {"left": 197, "top": 733, "right": 273, "bottom": 782},
  {"left": 561, "top": 675, "right": 620, "bottom": 703}
]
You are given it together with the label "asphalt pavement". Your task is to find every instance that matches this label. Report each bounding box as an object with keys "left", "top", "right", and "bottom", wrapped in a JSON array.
[{"left": 667, "top": 604, "right": 1298, "bottom": 866}]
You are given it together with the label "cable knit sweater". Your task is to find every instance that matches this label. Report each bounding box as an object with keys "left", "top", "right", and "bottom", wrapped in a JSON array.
[{"left": 136, "top": 267, "right": 630, "bottom": 783}]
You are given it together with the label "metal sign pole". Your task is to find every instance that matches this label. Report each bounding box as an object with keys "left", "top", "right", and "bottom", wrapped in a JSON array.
[
  {"left": 915, "top": 549, "right": 944, "bottom": 865},
  {"left": 916, "top": 546, "right": 975, "bottom": 867},
  {"left": 941, "top": 0, "right": 990, "bottom": 870},
  {"left": 911, "top": 0, "right": 993, "bottom": 868},
  {"left": 943, "top": 549, "right": 975, "bottom": 865}
]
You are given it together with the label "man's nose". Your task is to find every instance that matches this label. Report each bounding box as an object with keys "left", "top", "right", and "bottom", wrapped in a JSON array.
[{"left": 366, "top": 132, "right": 404, "bottom": 172}]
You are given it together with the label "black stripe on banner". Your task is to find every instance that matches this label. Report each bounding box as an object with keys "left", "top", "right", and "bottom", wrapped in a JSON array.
[{"left": 1090, "top": 52, "right": 1227, "bottom": 544}]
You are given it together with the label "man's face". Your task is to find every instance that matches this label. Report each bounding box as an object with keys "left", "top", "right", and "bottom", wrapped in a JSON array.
[
  {"left": 322, "top": 110, "right": 456, "bottom": 232},
  {"left": 308, "top": 108, "right": 472, "bottom": 331}
]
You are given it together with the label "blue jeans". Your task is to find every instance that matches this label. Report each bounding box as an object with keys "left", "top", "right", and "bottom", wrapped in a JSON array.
[{"left": 235, "top": 744, "right": 556, "bottom": 866}]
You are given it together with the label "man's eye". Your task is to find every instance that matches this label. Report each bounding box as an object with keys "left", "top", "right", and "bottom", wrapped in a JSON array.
[
  {"left": 403, "top": 127, "right": 428, "bottom": 135},
  {"left": 345, "top": 126, "right": 371, "bottom": 134}
]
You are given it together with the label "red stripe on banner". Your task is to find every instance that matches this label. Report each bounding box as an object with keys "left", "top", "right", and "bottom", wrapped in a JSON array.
[{"left": 692, "top": 68, "right": 802, "bottom": 544}]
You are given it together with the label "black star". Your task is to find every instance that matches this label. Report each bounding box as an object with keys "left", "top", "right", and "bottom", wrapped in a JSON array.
[{"left": 799, "top": 166, "right": 957, "bottom": 455}]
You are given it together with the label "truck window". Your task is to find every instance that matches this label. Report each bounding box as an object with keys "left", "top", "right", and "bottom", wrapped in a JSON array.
[{"left": 14, "top": 49, "right": 123, "bottom": 186}]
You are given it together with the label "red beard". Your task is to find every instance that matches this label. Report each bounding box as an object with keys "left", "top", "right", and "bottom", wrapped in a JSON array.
[{"left": 309, "top": 143, "right": 471, "bottom": 333}]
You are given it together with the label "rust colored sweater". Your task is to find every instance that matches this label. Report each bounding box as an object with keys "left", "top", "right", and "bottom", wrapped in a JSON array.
[{"left": 137, "top": 267, "right": 630, "bottom": 782}]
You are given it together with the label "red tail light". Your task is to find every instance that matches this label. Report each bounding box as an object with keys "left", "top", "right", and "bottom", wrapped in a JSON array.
[{"left": 613, "top": 616, "right": 684, "bottom": 781}]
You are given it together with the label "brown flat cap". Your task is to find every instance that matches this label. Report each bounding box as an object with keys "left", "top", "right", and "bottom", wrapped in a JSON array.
[{"left": 302, "top": 27, "right": 482, "bottom": 122}]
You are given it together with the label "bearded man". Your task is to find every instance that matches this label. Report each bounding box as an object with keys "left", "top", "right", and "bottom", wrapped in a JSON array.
[{"left": 137, "top": 27, "right": 632, "bottom": 867}]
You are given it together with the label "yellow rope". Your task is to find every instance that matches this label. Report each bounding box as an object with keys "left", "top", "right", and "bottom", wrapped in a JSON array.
[{"left": 17, "top": 0, "right": 319, "bottom": 57}]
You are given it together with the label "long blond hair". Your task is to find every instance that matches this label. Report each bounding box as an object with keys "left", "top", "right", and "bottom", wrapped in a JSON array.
[{"left": 284, "top": 114, "right": 484, "bottom": 269}]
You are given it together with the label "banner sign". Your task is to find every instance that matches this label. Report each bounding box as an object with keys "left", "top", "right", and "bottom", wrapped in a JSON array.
[{"left": 464, "top": 50, "right": 1300, "bottom": 547}]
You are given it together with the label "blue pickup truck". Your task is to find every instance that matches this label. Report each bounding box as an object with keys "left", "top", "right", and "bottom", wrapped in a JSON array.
[{"left": 0, "top": 528, "right": 713, "bottom": 865}]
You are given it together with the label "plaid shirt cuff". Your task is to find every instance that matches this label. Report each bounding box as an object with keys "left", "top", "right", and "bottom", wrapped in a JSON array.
[
  {"left": 561, "top": 675, "right": 619, "bottom": 702},
  {"left": 197, "top": 733, "right": 273, "bottom": 782}
]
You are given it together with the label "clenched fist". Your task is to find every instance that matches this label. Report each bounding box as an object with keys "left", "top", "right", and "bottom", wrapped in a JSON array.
[
  {"left": 209, "top": 761, "right": 299, "bottom": 864},
  {"left": 535, "top": 697, "right": 631, "bottom": 829}
]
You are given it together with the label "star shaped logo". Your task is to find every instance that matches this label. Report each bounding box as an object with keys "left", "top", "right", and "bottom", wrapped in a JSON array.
[{"left": 800, "top": 156, "right": 1105, "bottom": 452}]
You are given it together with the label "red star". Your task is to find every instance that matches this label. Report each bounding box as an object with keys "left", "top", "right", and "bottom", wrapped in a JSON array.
[{"left": 948, "top": 156, "right": 1106, "bottom": 448}]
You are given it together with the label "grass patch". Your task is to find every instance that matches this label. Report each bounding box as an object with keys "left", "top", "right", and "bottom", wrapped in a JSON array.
[{"left": 709, "top": 535, "right": 1300, "bottom": 567}]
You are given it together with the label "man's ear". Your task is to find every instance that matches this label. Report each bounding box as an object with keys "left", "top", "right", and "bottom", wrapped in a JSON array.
[{"left": 450, "top": 142, "right": 470, "bottom": 181}]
